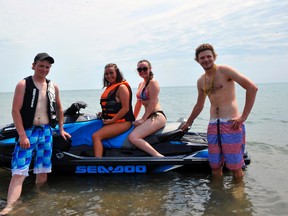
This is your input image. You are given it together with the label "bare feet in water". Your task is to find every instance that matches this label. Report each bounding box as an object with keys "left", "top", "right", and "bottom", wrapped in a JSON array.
[{"left": 0, "top": 205, "right": 13, "bottom": 215}]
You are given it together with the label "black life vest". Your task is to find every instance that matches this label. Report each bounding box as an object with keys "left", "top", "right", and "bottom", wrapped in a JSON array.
[{"left": 20, "top": 76, "right": 57, "bottom": 129}]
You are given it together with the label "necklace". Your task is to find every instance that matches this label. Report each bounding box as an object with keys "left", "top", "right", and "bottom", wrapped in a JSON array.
[{"left": 204, "top": 64, "right": 216, "bottom": 96}]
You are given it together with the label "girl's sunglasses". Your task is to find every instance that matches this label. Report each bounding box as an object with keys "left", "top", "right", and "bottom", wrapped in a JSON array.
[{"left": 137, "top": 67, "right": 148, "bottom": 72}]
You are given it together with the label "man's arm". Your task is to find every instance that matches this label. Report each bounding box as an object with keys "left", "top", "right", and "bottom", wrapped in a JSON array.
[
  {"left": 12, "top": 80, "right": 30, "bottom": 148},
  {"left": 54, "top": 84, "right": 71, "bottom": 139},
  {"left": 222, "top": 65, "right": 258, "bottom": 125},
  {"left": 181, "top": 78, "right": 206, "bottom": 131}
]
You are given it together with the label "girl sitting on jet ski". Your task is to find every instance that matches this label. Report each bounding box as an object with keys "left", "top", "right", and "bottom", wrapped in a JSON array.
[
  {"left": 128, "top": 60, "right": 167, "bottom": 157},
  {"left": 92, "top": 63, "right": 135, "bottom": 157}
]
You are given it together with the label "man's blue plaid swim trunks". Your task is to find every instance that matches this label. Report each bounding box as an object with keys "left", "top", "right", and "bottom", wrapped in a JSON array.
[{"left": 11, "top": 124, "right": 53, "bottom": 176}]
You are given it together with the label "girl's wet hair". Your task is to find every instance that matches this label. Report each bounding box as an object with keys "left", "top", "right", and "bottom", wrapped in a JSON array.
[{"left": 103, "top": 63, "right": 125, "bottom": 87}]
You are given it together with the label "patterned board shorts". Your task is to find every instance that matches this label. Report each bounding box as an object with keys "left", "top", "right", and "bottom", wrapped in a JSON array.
[
  {"left": 207, "top": 119, "right": 246, "bottom": 170},
  {"left": 11, "top": 124, "right": 53, "bottom": 176}
]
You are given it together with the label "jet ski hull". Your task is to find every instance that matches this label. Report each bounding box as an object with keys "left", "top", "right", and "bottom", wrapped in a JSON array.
[{"left": 0, "top": 102, "right": 251, "bottom": 175}]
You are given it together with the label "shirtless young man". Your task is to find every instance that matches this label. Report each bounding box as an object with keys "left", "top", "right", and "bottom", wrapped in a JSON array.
[
  {"left": 181, "top": 44, "right": 258, "bottom": 179},
  {"left": 0, "top": 53, "right": 71, "bottom": 215}
]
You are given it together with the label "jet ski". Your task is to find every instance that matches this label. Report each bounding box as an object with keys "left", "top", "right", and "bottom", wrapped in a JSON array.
[{"left": 0, "top": 101, "right": 251, "bottom": 175}]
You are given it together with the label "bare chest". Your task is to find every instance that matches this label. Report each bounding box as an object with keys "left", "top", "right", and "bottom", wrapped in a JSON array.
[
  {"left": 33, "top": 83, "right": 49, "bottom": 125},
  {"left": 204, "top": 72, "right": 233, "bottom": 95}
]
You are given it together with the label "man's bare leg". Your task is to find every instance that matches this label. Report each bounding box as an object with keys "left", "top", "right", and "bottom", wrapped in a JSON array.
[
  {"left": 35, "top": 173, "right": 47, "bottom": 185},
  {"left": 233, "top": 168, "right": 244, "bottom": 180},
  {"left": 0, "top": 175, "right": 26, "bottom": 215},
  {"left": 212, "top": 168, "right": 223, "bottom": 178}
]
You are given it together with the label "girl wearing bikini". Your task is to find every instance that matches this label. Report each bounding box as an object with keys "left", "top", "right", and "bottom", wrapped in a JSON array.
[{"left": 128, "top": 60, "right": 167, "bottom": 157}]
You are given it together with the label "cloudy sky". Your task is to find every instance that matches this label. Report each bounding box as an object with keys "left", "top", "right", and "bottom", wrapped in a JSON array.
[{"left": 0, "top": 0, "right": 287, "bottom": 92}]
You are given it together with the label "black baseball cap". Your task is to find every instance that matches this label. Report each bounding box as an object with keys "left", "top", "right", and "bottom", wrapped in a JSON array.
[{"left": 34, "top": 53, "right": 55, "bottom": 64}]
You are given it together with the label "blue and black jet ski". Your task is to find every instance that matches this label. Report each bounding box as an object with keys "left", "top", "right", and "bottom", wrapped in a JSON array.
[{"left": 0, "top": 101, "right": 251, "bottom": 175}]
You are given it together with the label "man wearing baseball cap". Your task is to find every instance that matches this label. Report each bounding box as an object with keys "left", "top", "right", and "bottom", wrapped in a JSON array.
[
  {"left": 0, "top": 52, "right": 71, "bottom": 215},
  {"left": 33, "top": 52, "right": 55, "bottom": 64}
]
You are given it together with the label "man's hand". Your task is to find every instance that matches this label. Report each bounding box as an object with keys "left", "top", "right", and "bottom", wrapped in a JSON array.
[
  {"left": 230, "top": 116, "right": 245, "bottom": 130},
  {"left": 19, "top": 136, "right": 30, "bottom": 149},
  {"left": 60, "top": 130, "right": 71, "bottom": 141},
  {"left": 181, "top": 122, "right": 191, "bottom": 132}
]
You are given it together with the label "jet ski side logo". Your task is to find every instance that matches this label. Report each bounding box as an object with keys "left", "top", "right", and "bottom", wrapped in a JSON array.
[{"left": 75, "top": 165, "right": 147, "bottom": 174}]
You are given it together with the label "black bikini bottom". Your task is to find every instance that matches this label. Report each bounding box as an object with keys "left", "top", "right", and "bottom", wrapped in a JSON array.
[{"left": 148, "top": 111, "right": 167, "bottom": 120}]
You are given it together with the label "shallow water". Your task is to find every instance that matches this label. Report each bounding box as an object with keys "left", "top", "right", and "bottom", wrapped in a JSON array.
[
  {"left": 0, "top": 170, "right": 258, "bottom": 216},
  {"left": 1, "top": 83, "right": 288, "bottom": 215}
]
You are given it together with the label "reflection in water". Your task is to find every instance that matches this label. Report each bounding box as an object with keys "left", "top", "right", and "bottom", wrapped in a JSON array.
[
  {"left": 1, "top": 173, "right": 172, "bottom": 215},
  {"left": 1, "top": 169, "right": 253, "bottom": 216},
  {"left": 162, "top": 173, "right": 254, "bottom": 216},
  {"left": 203, "top": 175, "right": 254, "bottom": 216},
  {"left": 164, "top": 173, "right": 211, "bottom": 215}
]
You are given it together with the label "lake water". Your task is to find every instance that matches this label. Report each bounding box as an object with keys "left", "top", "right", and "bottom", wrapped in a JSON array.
[{"left": 1, "top": 83, "right": 288, "bottom": 215}]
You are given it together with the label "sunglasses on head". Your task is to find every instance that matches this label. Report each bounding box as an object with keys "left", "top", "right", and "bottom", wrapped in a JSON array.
[{"left": 137, "top": 67, "right": 148, "bottom": 72}]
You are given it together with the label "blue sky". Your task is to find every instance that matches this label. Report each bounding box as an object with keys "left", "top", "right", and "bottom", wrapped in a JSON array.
[{"left": 0, "top": 0, "right": 287, "bottom": 92}]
